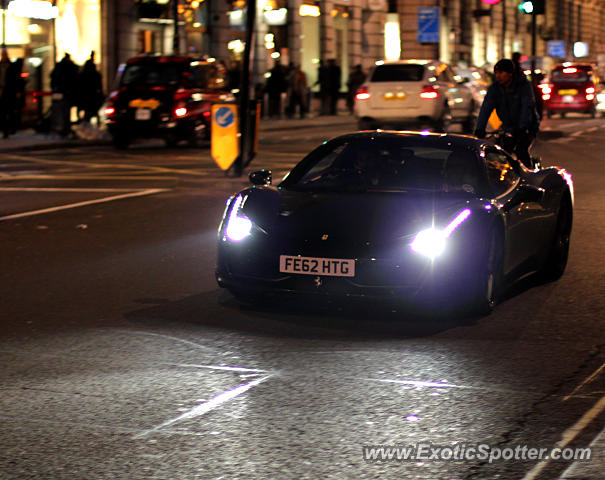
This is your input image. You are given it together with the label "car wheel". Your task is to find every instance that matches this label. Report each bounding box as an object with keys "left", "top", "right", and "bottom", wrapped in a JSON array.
[
  {"left": 466, "top": 227, "right": 503, "bottom": 315},
  {"left": 539, "top": 198, "right": 572, "bottom": 281},
  {"left": 591, "top": 109, "right": 597, "bottom": 118},
  {"left": 112, "top": 135, "right": 130, "bottom": 149},
  {"left": 434, "top": 103, "right": 452, "bottom": 133},
  {"left": 546, "top": 110, "right": 552, "bottom": 118},
  {"left": 560, "top": 112, "right": 566, "bottom": 118}
]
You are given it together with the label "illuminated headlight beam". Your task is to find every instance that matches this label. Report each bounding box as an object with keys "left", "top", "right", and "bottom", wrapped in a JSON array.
[
  {"left": 410, "top": 209, "right": 471, "bottom": 259},
  {"left": 225, "top": 195, "right": 252, "bottom": 241}
]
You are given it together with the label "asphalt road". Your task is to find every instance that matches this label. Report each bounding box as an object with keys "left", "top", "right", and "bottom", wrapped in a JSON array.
[{"left": 1, "top": 116, "right": 604, "bottom": 480}]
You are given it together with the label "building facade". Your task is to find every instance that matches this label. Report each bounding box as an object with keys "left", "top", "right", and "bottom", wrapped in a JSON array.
[{"left": 3, "top": 0, "right": 605, "bottom": 96}]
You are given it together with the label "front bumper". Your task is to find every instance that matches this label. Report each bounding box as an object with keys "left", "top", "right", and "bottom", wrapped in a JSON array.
[{"left": 216, "top": 238, "right": 478, "bottom": 305}]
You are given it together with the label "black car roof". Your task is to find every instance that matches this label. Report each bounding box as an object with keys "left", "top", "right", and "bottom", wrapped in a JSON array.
[{"left": 333, "top": 130, "right": 481, "bottom": 150}]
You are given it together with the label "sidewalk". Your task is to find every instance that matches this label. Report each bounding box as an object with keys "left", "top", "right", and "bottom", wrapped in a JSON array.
[{"left": 0, "top": 113, "right": 357, "bottom": 154}]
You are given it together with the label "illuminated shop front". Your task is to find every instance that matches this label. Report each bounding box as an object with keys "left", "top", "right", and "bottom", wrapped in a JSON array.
[
  {"left": 0, "top": 0, "right": 100, "bottom": 92},
  {"left": 299, "top": 2, "right": 320, "bottom": 90}
]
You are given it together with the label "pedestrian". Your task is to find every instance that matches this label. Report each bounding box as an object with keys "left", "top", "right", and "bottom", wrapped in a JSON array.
[
  {"left": 512, "top": 51, "right": 525, "bottom": 80},
  {"left": 474, "top": 58, "right": 540, "bottom": 168},
  {"left": 265, "top": 61, "right": 286, "bottom": 118},
  {"left": 50, "top": 53, "right": 79, "bottom": 136},
  {"left": 5, "top": 58, "right": 26, "bottom": 135},
  {"left": 0, "top": 47, "right": 13, "bottom": 139},
  {"left": 285, "top": 64, "right": 307, "bottom": 119},
  {"left": 315, "top": 60, "right": 328, "bottom": 115},
  {"left": 325, "top": 59, "right": 341, "bottom": 115},
  {"left": 346, "top": 64, "right": 366, "bottom": 114},
  {"left": 77, "top": 52, "right": 104, "bottom": 125}
]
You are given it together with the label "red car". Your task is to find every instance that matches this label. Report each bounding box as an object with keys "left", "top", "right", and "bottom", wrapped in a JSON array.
[{"left": 542, "top": 64, "right": 600, "bottom": 118}]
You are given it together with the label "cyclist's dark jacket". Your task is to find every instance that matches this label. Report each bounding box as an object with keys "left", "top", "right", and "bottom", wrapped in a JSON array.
[{"left": 476, "top": 76, "right": 540, "bottom": 133}]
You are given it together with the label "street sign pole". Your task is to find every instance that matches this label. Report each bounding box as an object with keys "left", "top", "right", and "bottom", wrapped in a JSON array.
[
  {"left": 173, "top": 0, "right": 179, "bottom": 54},
  {"left": 531, "top": 10, "right": 536, "bottom": 84},
  {"left": 229, "top": 0, "right": 256, "bottom": 177}
]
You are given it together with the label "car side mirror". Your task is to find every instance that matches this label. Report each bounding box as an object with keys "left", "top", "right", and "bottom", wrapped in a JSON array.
[{"left": 249, "top": 169, "right": 272, "bottom": 186}]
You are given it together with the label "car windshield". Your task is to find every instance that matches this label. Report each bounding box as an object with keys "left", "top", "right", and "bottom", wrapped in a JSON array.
[
  {"left": 551, "top": 69, "right": 590, "bottom": 83},
  {"left": 121, "top": 63, "right": 186, "bottom": 86},
  {"left": 370, "top": 64, "right": 425, "bottom": 82},
  {"left": 280, "top": 137, "right": 482, "bottom": 195}
]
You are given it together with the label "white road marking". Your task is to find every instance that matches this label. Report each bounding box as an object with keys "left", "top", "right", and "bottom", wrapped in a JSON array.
[
  {"left": 0, "top": 175, "right": 178, "bottom": 181},
  {"left": 520, "top": 395, "right": 605, "bottom": 480},
  {"left": 570, "top": 130, "right": 585, "bottom": 137},
  {"left": 586, "top": 126, "right": 599, "bottom": 133},
  {"left": 168, "top": 364, "right": 270, "bottom": 373},
  {"left": 0, "top": 187, "right": 147, "bottom": 192},
  {"left": 3, "top": 153, "right": 209, "bottom": 176},
  {"left": 133, "top": 375, "right": 273, "bottom": 439},
  {"left": 563, "top": 362, "right": 605, "bottom": 401},
  {"left": 369, "top": 378, "right": 459, "bottom": 389},
  {"left": 0, "top": 188, "right": 168, "bottom": 221}
]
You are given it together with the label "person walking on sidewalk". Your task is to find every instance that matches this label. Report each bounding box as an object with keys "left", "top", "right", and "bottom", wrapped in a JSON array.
[
  {"left": 0, "top": 48, "right": 14, "bottom": 139},
  {"left": 346, "top": 64, "right": 366, "bottom": 114},
  {"left": 50, "top": 53, "right": 79, "bottom": 137},
  {"left": 265, "top": 61, "right": 286, "bottom": 119},
  {"left": 77, "top": 52, "right": 104, "bottom": 125},
  {"left": 325, "top": 59, "right": 341, "bottom": 115},
  {"left": 286, "top": 64, "right": 308, "bottom": 119}
]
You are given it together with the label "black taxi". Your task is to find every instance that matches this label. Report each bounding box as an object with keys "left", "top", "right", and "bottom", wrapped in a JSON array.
[{"left": 104, "top": 55, "right": 235, "bottom": 148}]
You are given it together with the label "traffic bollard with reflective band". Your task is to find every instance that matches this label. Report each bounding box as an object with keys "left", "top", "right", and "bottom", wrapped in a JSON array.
[{"left": 211, "top": 104, "right": 239, "bottom": 171}]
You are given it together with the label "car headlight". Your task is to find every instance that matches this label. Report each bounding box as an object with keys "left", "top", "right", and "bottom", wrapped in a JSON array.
[
  {"left": 410, "top": 209, "right": 471, "bottom": 259},
  {"left": 225, "top": 195, "right": 252, "bottom": 242}
]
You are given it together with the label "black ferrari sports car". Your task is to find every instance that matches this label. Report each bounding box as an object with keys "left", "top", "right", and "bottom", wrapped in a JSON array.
[{"left": 216, "top": 131, "right": 573, "bottom": 314}]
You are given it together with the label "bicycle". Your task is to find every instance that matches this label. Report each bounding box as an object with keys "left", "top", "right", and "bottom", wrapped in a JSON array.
[{"left": 484, "top": 129, "right": 542, "bottom": 170}]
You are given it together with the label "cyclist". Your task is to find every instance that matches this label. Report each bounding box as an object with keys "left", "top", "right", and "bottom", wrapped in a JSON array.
[{"left": 474, "top": 58, "right": 540, "bottom": 168}]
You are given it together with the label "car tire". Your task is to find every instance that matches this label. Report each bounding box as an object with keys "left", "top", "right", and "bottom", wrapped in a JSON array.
[
  {"left": 539, "top": 198, "right": 572, "bottom": 282},
  {"left": 560, "top": 112, "right": 566, "bottom": 118},
  {"left": 434, "top": 103, "right": 452, "bottom": 133},
  {"left": 465, "top": 226, "right": 503, "bottom": 316},
  {"left": 546, "top": 110, "right": 552, "bottom": 118},
  {"left": 112, "top": 135, "right": 130, "bottom": 149}
]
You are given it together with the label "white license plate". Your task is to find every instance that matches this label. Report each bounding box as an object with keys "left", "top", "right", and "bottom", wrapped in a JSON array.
[
  {"left": 135, "top": 108, "right": 152, "bottom": 120},
  {"left": 279, "top": 255, "right": 355, "bottom": 277}
]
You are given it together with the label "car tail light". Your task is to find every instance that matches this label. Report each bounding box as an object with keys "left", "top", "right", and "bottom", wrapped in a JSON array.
[
  {"left": 540, "top": 85, "right": 552, "bottom": 94},
  {"left": 542, "top": 94, "right": 551, "bottom": 101},
  {"left": 355, "top": 86, "right": 370, "bottom": 101},
  {"left": 104, "top": 106, "right": 116, "bottom": 116},
  {"left": 586, "top": 93, "right": 595, "bottom": 101},
  {"left": 174, "top": 107, "right": 187, "bottom": 117},
  {"left": 203, "top": 110, "right": 211, "bottom": 118},
  {"left": 586, "top": 86, "right": 596, "bottom": 100},
  {"left": 586, "top": 86, "right": 595, "bottom": 94},
  {"left": 419, "top": 85, "right": 439, "bottom": 99}
]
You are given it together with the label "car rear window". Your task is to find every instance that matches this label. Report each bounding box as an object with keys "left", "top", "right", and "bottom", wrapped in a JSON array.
[
  {"left": 370, "top": 65, "right": 425, "bottom": 82},
  {"left": 121, "top": 63, "right": 186, "bottom": 86},
  {"left": 551, "top": 69, "right": 590, "bottom": 83}
]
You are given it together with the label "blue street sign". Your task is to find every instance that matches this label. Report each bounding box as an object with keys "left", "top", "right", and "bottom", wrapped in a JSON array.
[
  {"left": 547, "top": 40, "right": 566, "bottom": 58},
  {"left": 418, "top": 7, "right": 440, "bottom": 43},
  {"left": 215, "top": 106, "right": 235, "bottom": 128}
]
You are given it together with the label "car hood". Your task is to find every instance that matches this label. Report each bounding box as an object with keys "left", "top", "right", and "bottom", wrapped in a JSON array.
[{"left": 242, "top": 187, "right": 486, "bottom": 246}]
